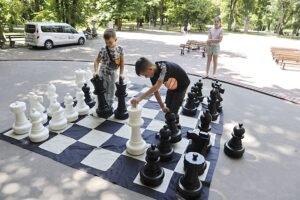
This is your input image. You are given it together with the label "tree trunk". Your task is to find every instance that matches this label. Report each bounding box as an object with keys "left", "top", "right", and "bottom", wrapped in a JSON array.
[
  {"left": 64, "top": 0, "right": 69, "bottom": 23},
  {"left": 227, "top": 0, "right": 238, "bottom": 31},
  {"left": 70, "top": 0, "right": 77, "bottom": 27},
  {"left": 159, "top": 0, "right": 164, "bottom": 29},
  {"left": 60, "top": 0, "right": 65, "bottom": 22},
  {"left": 34, "top": 0, "right": 40, "bottom": 12},
  {"left": 153, "top": 6, "right": 157, "bottom": 27}
]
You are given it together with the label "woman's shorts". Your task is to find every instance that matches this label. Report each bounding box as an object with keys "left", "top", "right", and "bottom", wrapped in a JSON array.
[{"left": 207, "top": 45, "right": 220, "bottom": 56}]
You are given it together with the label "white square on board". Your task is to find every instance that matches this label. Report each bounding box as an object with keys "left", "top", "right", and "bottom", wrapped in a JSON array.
[
  {"left": 81, "top": 148, "right": 120, "bottom": 171},
  {"left": 39, "top": 134, "right": 76, "bottom": 154},
  {"left": 78, "top": 129, "right": 112, "bottom": 147},
  {"left": 3, "top": 129, "right": 29, "bottom": 140},
  {"left": 76, "top": 115, "right": 105, "bottom": 129},
  {"left": 141, "top": 108, "right": 160, "bottom": 119}
]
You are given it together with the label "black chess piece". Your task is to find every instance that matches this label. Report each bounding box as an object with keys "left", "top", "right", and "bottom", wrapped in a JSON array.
[
  {"left": 184, "top": 152, "right": 207, "bottom": 176},
  {"left": 182, "top": 92, "right": 197, "bottom": 116},
  {"left": 82, "top": 83, "right": 95, "bottom": 108},
  {"left": 165, "top": 112, "right": 182, "bottom": 144},
  {"left": 212, "top": 81, "right": 225, "bottom": 113},
  {"left": 90, "top": 75, "right": 113, "bottom": 118},
  {"left": 224, "top": 123, "right": 245, "bottom": 158},
  {"left": 191, "top": 86, "right": 200, "bottom": 107},
  {"left": 194, "top": 79, "right": 204, "bottom": 103},
  {"left": 140, "top": 144, "right": 165, "bottom": 187},
  {"left": 186, "top": 129, "right": 212, "bottom": 157},
  {"left": 177, "top": 152, "right": 203, "bottom": 199},
  {"left": 114, "top": 77, "right": 129, "bottom": 120},
  {"left": 158, "top": 128, "right": 174, "bottom": 162},
  {"left": 199, "top": 109, "right": 212, "bottom": 132},
  {"left": 208, "top": 88, "right": 219, "bottom": 121}
]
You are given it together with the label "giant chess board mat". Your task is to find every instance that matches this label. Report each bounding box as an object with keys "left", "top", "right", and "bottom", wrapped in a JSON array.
[{"left": 0, "top": 83, "right": 224, "bottom": 200}]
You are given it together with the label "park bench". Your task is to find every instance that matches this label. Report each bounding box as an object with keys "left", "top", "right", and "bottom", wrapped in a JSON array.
[
  {"left": 6, "top": 34, "right": 25, "bottom": 48},
  {"left": 270, "top": 47, "right": 300, "bottom": 69},
  {"left": 179, "top": 40, "right": 206, "bottom": 57}
]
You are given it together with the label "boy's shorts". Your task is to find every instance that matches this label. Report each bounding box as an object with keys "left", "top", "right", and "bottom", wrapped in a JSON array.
[
  {"left": 207, "top": 45, "right": 220, "bottom": 56},
  {"left": 165, "top": 88, "right": 188, "bottom": 114}
]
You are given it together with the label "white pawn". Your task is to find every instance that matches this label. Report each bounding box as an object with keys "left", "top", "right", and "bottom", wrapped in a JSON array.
[
  {"left": 75, "top": 91, "right": 89, "bottom": 115},
  {"left": 75, "top": 69, "right": 86, "bottom": 91},
  {"left": 64, "top": 93, "right": 78, "bottom": 122},
  {"left": 126, "top": 105, "right": 147, "bottom": 156},
  {"left": 10, "top": 101, "right": 32, "bottom": 135},
  {"left": 28, "top": 92, "right": 47, "bottom": 124},
  {"left": 46, "top": 83, "right": 58, "bottom": 117},
  {"left": 29, "top": 109, "right": 49, "bottom": 142},
  {"left": 49, "top": 99, "right": 67, "bottom": 131}
]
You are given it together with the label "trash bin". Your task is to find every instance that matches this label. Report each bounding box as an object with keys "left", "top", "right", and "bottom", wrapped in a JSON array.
[{"left": 10, "top": 41, "right": 15, "bottom": 48}]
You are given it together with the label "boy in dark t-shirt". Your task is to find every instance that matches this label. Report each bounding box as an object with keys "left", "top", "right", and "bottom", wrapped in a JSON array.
[{"left": 131, "top": 57, "right": 190, "bottom": 125}]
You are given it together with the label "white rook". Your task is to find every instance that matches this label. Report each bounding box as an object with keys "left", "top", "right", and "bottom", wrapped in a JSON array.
[
  {"left": 126, "top": 105, "right": 147, "bottom": 156},
  {"left": 10, "top": 101, "right": 32, "bottom": 135}
]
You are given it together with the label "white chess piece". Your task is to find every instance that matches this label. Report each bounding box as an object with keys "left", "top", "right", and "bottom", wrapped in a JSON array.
[
  {"left": 46, "top": 83, "right": 58, "bottom": 117},
  {"left": 28, "top": 92, "right": 47, "bottom": 124},
  {"left": 92, "top": 97, "right": 98, "bottom": 117},
  {"left": 49, "top": 99, "right": 67, "bottom": 131},
  {"left": 75, "top": 91, "right": 89, "bottom": 115},
  {"left": 75, "top": 69, "right": 86, "bottom": 91},
  {"left": 10, "top": 101, "right": 32, "bottom": 135},
  {"left": 126, "top": 105, "right": 147, "bottom": 156},
  {"left": 64, "top": 93, "right": 78, "bottom": 122},
  {"left": 29, "top": 109, "right": 49, "bottom": 142}
]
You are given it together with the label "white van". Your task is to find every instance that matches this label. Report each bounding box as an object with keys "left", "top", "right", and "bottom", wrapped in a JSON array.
[{"left": 25, "top": 22, "right": 86, "bottom": 49}]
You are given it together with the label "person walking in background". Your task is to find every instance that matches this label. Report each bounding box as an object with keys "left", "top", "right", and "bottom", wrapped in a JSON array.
[{"left": 205, "top": 16, "right": 224, "bottom": 78}]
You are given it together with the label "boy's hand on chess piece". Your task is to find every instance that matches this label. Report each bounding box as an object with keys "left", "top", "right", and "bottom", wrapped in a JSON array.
[
  {"left": 119, "top": 74, "right": 125, "bottom": 80},
  {"left": 131, "top": 97, "right": 139, "bottom": 107},
  {"left": 93, "top": 72, "right": 98, "bottom": 77},
  {"left": 162, "top": 106, "right": 170, "bottom": 113}
]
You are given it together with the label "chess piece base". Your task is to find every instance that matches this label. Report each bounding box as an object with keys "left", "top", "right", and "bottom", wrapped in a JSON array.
[
  {"left": 49, "top": 120, "right": 67, "bottom": 131},
  {"left": 77, "top": 107, "right": 89, "bottom": 116},
  {"left": 66, "top": 112, "right": 79, "bottom": 123},
  {"left": 114, "top": 110, "right": 129, "bottom": 120},
  {"left": 140, "top": 168, "right": 165, "bottom": 187},
  {"left": 211, "top": 113, "right": 219, "bottom": 121},
  {"left": 96, "top": 108, "right": 113, "bottom": 118},
  {"left": 159, "top": 149, "right": 174, "bottom": 162},
  {"left": 177, "top": 176, "right": 202, "bottom": 199},
  {"left": 12, "top": 122, "right": 32, "bottom": 135},
  {"left": 29, "top": 128, "right": 49, "bottom": 143},
  {"left": 182, "top": 107, "right": 197, "bottom": 116},
  {"left": 170, "top": 131, "right": 182, "bottom": 144},
  {"left": 224, "top": 141, "right": 245, "bottom": 158},
  {"left": 126, "top": 140, "right": 147, "bottom": 156}
]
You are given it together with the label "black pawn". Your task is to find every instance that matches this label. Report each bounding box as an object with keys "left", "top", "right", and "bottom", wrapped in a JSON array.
[
  {"left": 186, "top": 129, "right": 212, "bottom": 157},
  {"left": 177, "top": 152, "right": 203, "bottom": 199},
  {"left": 82, "top": 83, "right": 95, "bottom": 108},
  {"left": 158, "top": 128, "right": 174, "bottom": 162},
  {"left": 184, "top": 152, "right": 207, "bottom": 176},
  {"left": 165, "top": 112, "right": 182, "bottom": 144},
  {"left": 208, "top": 88, "right": 219, "bottom": 121},
  {"left": 224, "top": 123, "right": 245, "bottom": 158},
  {"left": 140, "top": 144, "right": 165, "bottom": 187},
  {"left": 194, "top": 79, "right": 204, "bottom": 103},
  {"left": 199, "top": 109, "right": 212, "bottom": 132},
  {"left": 90, "top": 75, "right": 113, "bottom": 118},
  {"left": 191, "top": 86, "right": 200, "bottom": 107},
  {"left": 114, "top": 77, "right": 129, "bottom": 120},
  {"left": 182, "top": 92, "right": 197, "bottom": 116}
]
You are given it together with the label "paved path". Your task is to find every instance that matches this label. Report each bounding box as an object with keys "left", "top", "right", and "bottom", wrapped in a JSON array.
[
  {"left": 0, "top": 61, "right": 299, "bottom": 200},
  {"left": 1, "top": 30, "right": 300, "bottom": 104}
]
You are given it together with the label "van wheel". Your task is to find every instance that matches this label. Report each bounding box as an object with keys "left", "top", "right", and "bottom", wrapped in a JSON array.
[
  {"left": 44, "top": 40, "right": 53, "bottom": 50},
  {"left": 78, "top": 37, "right": 85, "bottom": 45}
]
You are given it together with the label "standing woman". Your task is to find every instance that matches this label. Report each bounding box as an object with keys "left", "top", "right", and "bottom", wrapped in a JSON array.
[{"left": 205, "top": 16, "right": 224, "bottom": 78}]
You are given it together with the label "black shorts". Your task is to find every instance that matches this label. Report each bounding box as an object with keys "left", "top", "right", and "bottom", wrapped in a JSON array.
[{"left": 165, "top": 88, "right": 188, "bottom": 114}]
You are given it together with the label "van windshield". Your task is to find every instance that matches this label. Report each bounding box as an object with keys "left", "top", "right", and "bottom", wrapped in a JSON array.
[{"left": 25, "top": 24, "right": 36, "bottom": 33}]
